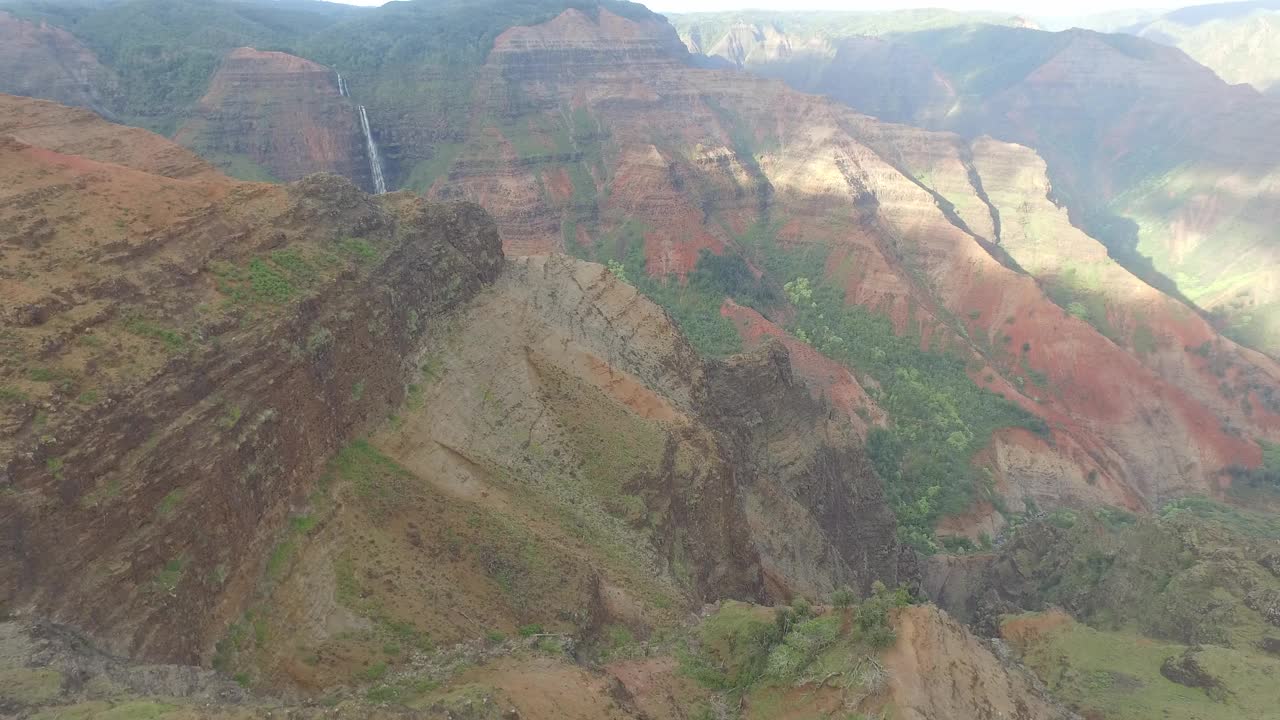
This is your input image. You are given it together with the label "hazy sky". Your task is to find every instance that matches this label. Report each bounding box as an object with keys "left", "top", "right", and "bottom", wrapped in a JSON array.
[
  {"left": 331, "top": 0, "right": 1178, "bottom": 14},
  {"left": 623, "top": 1, "right": 1172, "bottom": 12}
]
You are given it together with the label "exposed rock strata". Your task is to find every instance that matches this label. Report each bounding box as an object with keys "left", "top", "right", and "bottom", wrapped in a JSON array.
[{"left": 175, "top": 47, "right": 369, "bottom": 188}]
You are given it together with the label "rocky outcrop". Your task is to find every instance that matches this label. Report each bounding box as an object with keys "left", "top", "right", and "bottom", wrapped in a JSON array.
[
  {"left": 174, "top": 48, "right": 369, "bottom": 187},
  {"left": 375, "top": 254, "right": 910, "bottom": 607},
  {"left": 1160, "top": 649, "right": 1225, "bottom": 694},
  {"left": 0, "top": 11, "right": 115, "bottom": 114},
  {"left": 491, "top": 6, "right": 690, "bottom": 70},
  {"left": 703, "top": 341, "right": 909, "bottom": 597}
]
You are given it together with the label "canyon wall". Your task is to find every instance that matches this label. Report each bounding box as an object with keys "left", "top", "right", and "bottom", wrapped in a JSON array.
[{"left": 175, "top": 47, "right": 371, "bottom": 188}]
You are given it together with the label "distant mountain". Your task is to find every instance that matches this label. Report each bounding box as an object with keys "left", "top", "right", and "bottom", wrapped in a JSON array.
[
  {"left": 1036, "top": 8, "right": 1168, "bottom": 33},
  {"left": 681, "top": 18, "right": 1280, "bottom": 360},
  {"left": 1054, "top": 1, "right": 1280, "bottom": 93},
  {"left": 1130, "top": 2, "right": 1280, "bottom": 93},
  {"left": 669, "top": 9, "right": 1033, "bottom": 87}
]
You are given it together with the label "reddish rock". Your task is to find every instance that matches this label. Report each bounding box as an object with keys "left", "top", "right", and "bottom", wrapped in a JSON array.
[
  {"left": 174, "top": 47, "right": 369, "bottom": 188},
  {"left": 427, "top": 8, "right": 1280, "bottom": 517}
]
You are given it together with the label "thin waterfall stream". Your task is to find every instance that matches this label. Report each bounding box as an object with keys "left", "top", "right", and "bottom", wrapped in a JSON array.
[
  {"left": 337, "top": 71, "right": 387, "bottom": 195},
  {"left": 358, "top": 106, "right": 388, "bottom": 195}
]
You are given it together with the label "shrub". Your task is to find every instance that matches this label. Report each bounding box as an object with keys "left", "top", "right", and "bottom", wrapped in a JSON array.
[
  {"left": 855, "top": 581, "right": 909, "bottom": 648},
  {"left": 360, "top": 662, "right": 388, "bottom": 682},
  {"left": 339, "top": 238, "right": 378, "bottom": 263},
  {"left": 682, "top": 603, "right": 782, "bottom": 691},
  {"left": 123, "top": 314, "right": 186, "bottom": 351},
  {"left": 0, "top": 386, "right": 27, "bottom": 404},
  {"left": 764, "top": 614, "right": 841, "bottom": 681},
  {"left": 248, "top": 259, "right": 295, "bottom": 303}
]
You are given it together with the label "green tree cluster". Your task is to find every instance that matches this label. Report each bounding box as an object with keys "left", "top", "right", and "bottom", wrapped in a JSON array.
[{"left": 784, "top": 275, "right": 1046, "bottom": 551}]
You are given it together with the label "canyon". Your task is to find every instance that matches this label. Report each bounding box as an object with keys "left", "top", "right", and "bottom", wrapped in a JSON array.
[
  {"left": 0, "top": 89, "right": 1069, "bottom": 720},
  {"left": 419, "top": 7, "right": 1280, "bottom": 524},
  {"left": 2, "top": 1, "right": 1280, "bottom": 718}
]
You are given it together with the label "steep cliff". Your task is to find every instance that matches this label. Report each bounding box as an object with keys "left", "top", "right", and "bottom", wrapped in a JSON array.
[
  {"left": 174, "top": 47, "right": 370, "bottom": 187},
  {"left": 1, "top": 92, "right": 505, "bottom": 662},
  {"left": 2, "top": 92, "right": 913, "bottom": 683}
]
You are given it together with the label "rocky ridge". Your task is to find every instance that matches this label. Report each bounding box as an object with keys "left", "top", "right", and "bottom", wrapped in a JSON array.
[{"left": 1, "top": 91, "right": 505, "bottom": 662}]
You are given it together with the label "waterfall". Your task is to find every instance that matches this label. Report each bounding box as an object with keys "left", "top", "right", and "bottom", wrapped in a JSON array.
[
  {"left": 339, "top": 72, "right": 387, "bottom": 195},
  {"left": 358, "top": 105, "right": 387, "bottom": 195}
]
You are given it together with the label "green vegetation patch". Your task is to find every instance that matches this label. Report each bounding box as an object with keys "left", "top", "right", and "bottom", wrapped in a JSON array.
[
  {"left": 781, "top": 273, "right": 1045, "bottom": 551},
  {"left": 682, "top": 585, "right": 909, "bottom": 703},
  {"left": 212, "top": 247, "right": 334, "bottom": 312},
  {"left": 0, "top": 668, "right": 63, "bottom": 705},
  {"left": 1162, "top": 497, "right": 1280, "bottom": 540},
  {"left": 149, "top": 554, "right": 188, "bottom": 595},
  {"left": 329, "top": 439, "right": 415, "bottom": 515},
  {"left": 155, "top": 488, "right": 184, "bottom": 517},
  {"left": 26, "top": 365, "right": 81, "bottom": 392},
  {"left": 0, "top": 385, "right": 28, "bottom": 404},
  {"left": 573, "top": 223, "right": 774, "bottom": 357},
  {"left": 121, "top": 314, "right": 188, "bottom": 352},
  {"left": 201, "top": 153, "right": 279, "bottom": 183}
]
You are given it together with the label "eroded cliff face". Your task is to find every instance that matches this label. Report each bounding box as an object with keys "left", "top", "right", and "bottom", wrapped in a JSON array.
[
  {"left": 0, "top": 11, "right": 115, "bottom": 114},
  {"left": 416, "top": 9, "right": 1280, "bottom": 521},
  {"left": 174, "top": 47, "right": 369, "bottom": 187},
  {"left": 1, "top": 93, "right": 504, "bottom": 662}
]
